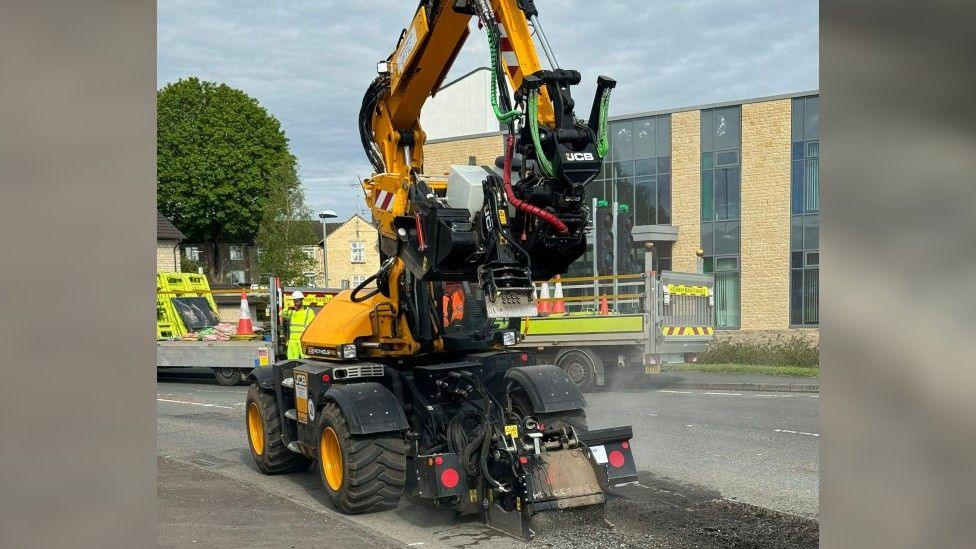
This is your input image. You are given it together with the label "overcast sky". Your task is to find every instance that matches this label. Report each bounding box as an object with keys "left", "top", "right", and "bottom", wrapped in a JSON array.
[{"left": 158, "top": 0, "right": 818, "bottom": 219}]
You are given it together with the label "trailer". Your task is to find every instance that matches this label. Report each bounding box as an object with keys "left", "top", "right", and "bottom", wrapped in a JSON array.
[
  {"left": 515, "top": 251, "right": 716, "bottom": 391},
  {"left": 156, "top": 277, "right": 334, "bottom": 385}
]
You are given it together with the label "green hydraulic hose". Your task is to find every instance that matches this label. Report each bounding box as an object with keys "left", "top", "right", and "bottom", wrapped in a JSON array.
[
  {"left": 596, "top": 88, "right": 613, "bottom": 158},
  {"left": 528, "top": 91, "right": 555, "bottom": 177},
  {"left": 485, "top": 26, "right": 521, "bottom": 124}
]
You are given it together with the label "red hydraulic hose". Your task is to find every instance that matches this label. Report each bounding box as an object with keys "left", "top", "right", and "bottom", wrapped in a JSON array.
[{"left": 502, "top": 134, "right": 569, "bottom": 235}]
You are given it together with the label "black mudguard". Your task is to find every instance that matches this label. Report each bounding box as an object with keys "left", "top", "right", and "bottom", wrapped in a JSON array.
[
  {"left": 324, "top": 382, "right": 409, "bottom": 435},
  {"left": 504, "top": 364, "right": 586, "bottom": 414},
  {"left": 247, "top": 365, "right": 277, "bottom": 390}
]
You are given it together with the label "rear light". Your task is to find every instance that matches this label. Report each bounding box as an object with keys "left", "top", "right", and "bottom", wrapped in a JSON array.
[
  {"left": 608, "top": 450, "right": 625, "bottom": 468},
  {"left": 321, "top": 374, "right": 330, "bottom": 382},
  {"left": 520, "top": 353, "right": 529, "bottom": 362},
  {"left": 435, "top": 456, "right": 443, "bottom": 465},
  {"left": 519, "top": 456, "right": 528, "bottom": 465},
  {"left": 440, "top": 468, "right": 459, "bottom": 488}
]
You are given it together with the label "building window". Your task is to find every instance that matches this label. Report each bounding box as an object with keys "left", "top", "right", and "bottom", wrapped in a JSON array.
[
  {"left": 701, "top": 106, "right": 741, "bottom": 329},
  {"left": 573, "top": 114, "right": 671, "bottom": 278},
  {"left": 229, "top": 245, "right": 244, "bottom": 261},
  {"left": 184, "top": 246, "right": 201, "bottom": 261},
  {"left": 340, "top": 279, "right": 350, "bottom": 290},
  {"left": 228, "top": 270, "right": 246, "bottom": 285},
  {"left": 350, "top": 241, "right": 365, "bottom": 263},
  {"left": 303, "top": 246, "right": 317, "bottom": 262},
  {"left": 351, "top": 274, "right": 367, "bottom": 288},
  {"left": 304, "top": 273, "right": 317, "bottom": 286},
  {"left": 791, "top": 96, "right": 820, "bottom": 326},
  {"left": 602, "top": 114, "right": 672, "bottom": 226}
]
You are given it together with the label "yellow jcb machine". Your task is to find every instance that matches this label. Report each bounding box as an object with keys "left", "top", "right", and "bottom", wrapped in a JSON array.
[{"left": 245, "top": 0, "right": 636, "bottom": 538}]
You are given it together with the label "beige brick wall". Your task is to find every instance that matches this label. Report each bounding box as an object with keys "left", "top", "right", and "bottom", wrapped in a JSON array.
[
  {"left": 423, "top": 133, "right": 505, "bottom": 175},
  {"left": 319, "top": 215, "right": 381, "bottom": 289},
  {"left": 740, "top": 99, "right": 792, "bottom": 331},
  {"left": 670, "top": 110, "right": 701, "bottom": 272},
  {"left": 156, "top": 240, "right": 180, "bottom": 272}
]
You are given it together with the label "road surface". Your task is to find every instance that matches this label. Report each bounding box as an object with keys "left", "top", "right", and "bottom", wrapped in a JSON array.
[{"left": 157, "top": 372, "right": 818, "bottom": 547}]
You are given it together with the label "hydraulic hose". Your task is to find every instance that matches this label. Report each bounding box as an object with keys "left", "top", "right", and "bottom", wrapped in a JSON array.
[{"left": 502, "top": 133, "right": 569, "bottom": 235}]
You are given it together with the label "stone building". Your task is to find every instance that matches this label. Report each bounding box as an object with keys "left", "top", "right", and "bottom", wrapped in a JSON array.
[
  {"left": 156, "top": 212, "right": 184, "bottom": 272},
  {"left": 419, "top": 71, "right": 819, "bottom": 342},
  {"left": 314, "top": 214, "right": 380, "bottom": 290}
]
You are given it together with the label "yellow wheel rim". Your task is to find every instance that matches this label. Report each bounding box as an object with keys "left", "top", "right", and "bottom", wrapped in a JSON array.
[
  {"left": 320, "top": 427, "right": 343, "bottom": 491},
  {"left": 247, "top": 402, "right": 265, "bottom": 456}
]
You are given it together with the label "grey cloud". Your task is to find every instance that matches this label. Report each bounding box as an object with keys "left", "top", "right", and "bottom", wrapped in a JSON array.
[{"left": 159, "top": 0, "right": 818, "bottom": 218}]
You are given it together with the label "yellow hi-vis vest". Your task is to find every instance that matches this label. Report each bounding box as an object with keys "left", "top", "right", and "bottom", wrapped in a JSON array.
[{"left": 283, "top": 307, "right": 316, "bottom": 341}]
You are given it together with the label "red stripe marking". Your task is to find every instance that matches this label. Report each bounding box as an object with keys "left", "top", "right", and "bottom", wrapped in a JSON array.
[
  {"left": 500, "top": 37, "right": 513, "bottom": 51},
  {"left": 380, "top": 191, "right": 394, "bottom": 210}
]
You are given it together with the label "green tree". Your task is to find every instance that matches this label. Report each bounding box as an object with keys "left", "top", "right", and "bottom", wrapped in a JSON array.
[
  {"left": 157, "top": 77, "right": 296, "bottom": 280},
  {"left": 255, "top": 160, "right": 319, "bottom": 286}
]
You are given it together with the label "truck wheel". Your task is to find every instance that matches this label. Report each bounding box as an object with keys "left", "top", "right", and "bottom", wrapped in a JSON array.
[
  {"left": 556, "top": 349, "right": 600, "bottom": 392},
  {"left": 214, "top": 368, "right": 244, "bottom": 386},
  {"left": 316, "top": 402, "right": 406, "bottom": 514},
  {"left": 509, "top": 390, "right": 589, "bottom": 434},
  {"left": 246, "top": 384, "right": 311, "bottom": 474}
]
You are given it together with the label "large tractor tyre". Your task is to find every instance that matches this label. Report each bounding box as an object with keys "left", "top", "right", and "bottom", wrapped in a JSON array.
[
  {"left": 246, "top": 384, "right": 311, "bottom": 474},
  {"left": 316, "top": 402, "right": 407, "bottom": 514},
  {"left": 214, "top": 368, "right": 244, "bottom": 386},
  {"left": 509, "top": 389, "right": 589, "bottom": 435},
  {"left": 555, "top": 349, "right": 601, "bottom": 393}
]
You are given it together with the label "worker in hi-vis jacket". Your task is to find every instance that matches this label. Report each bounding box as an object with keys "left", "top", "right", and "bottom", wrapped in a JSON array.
[{"left": 281, "top": 290, "right": 315, "bottom": 359}]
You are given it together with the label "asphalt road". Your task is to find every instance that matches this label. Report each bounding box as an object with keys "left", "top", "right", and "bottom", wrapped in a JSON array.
[{"left": 157, "top": 372, "right": 818, "bottom": 547}]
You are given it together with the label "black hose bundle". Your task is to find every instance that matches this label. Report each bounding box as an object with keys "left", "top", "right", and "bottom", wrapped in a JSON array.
[{"left": 359, "top": 75, "right": 389, "bottom": 173}]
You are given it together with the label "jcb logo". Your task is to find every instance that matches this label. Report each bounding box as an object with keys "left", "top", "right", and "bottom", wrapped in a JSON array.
[{"left": 564, "top": 152, "right": 594, "bottom": 161}]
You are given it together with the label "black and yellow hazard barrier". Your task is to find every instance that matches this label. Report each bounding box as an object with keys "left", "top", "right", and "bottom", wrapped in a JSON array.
[{"left": 661, "top": 326, "right": 714, "bottom": 336}]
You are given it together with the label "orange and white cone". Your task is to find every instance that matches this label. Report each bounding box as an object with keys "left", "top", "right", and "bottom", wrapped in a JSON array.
[
  {"left": 237, "top": 291, "right": 254, "bottom": 335},
  {"left": 551, "top": 275, "right": 566, "bottom": 314},
  {"left": 537, "top": 282, "right": 551, "bottom": 314}
]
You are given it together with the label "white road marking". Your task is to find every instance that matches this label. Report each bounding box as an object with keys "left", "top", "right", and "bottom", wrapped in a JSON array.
[
  {"left": 657, "top": 389, "right": 694, "bottom": 394},
  {"left": 774, "top": 429, "right": 819, "bottom": 437},
  {"left": 407, "top": 543, "right": 425, "bottom": 547},
  {"left": 157, "top": 398, "right": 234, "bottom": 410},
  {"left": 702, "top": 392, "right": 742, "bottom": 396}
]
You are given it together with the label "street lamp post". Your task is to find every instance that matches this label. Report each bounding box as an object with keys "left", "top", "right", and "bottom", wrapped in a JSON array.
[{"left": 318, "top": 210, "right": 338, "bottom": 288}]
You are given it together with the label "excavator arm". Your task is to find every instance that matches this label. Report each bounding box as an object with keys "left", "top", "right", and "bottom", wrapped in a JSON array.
[{"left": 307, "top": 0, "right": 615, "bottom": 358}]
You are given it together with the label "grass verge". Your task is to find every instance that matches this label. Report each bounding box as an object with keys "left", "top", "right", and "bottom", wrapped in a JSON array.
[{"left": 663, "top": 363, "right": 819, "bottom": 377}]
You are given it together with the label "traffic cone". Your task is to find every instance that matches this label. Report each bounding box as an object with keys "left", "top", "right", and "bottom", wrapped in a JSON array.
[
  {"left": 552, "top": 275, "right": 566, "bottom": 314},
  {"left": 237, "top": 291, "right": 254, "bottom": 335},
  {"left": 599, "top": 296, "right": 609, "bottom": 316},
  {"left": 537, "top": 282, "right": 551, "bottom": 314}
]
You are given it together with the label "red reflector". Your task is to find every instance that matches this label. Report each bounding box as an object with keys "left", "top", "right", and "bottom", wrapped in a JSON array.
[
  {"left": 440, "top": 467, "right": 459, "bottom": 488},
  {"left": 321, "top": 374, "right": 330, "bottom": 382},
  {"left": 608, "top": 450, "right": 625, "bottom": 468},
  {"left": 520, "top": 353, "right": 528, "bottom": 362},
  {"left": 435, "top": 456, "right": 443, "bottom": 465},
  {"left": 622, "top": 441, "right": 629, "bottom": 449},
  {"left": 519, "top": 456, "right": 528, "bottom": 465}
]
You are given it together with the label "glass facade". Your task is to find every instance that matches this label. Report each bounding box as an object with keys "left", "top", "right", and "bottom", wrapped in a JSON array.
[
  {"left": 572, "top": 114, "right": 672, "bottom": 278},
  {"left": 701, "top": 106, "right": 741, "bottom": 329},
  {"left": 790, "top": 96, "right": 820, "bottom": 325}
]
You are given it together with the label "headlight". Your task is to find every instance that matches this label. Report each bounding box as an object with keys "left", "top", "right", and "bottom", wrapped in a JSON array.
[
  {"left": 501, "top": 331, "right": 517, "bottom": 346},
  {"left": 341, "top": 344, "right": 357, "bottom": 359}
]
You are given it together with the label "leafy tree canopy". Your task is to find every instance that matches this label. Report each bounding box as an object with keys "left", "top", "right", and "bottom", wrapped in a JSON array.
[
  {"left": 256, "top": 160, "right": 319, "bottom": 286},
  {"left": 157, "top": 77, "right": 296, "bottom": 246}
]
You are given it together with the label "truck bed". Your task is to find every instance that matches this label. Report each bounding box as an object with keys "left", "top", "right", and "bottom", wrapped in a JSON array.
[{"left": 156, "top": 339, "right": 272, "bottom": 370}]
